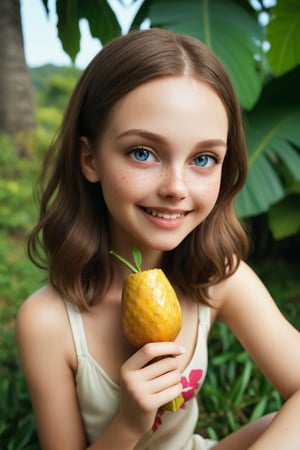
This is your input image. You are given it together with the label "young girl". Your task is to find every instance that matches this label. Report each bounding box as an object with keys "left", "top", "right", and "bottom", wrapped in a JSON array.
[{"left": 16, "top": 28, "right": 300, "bottom": 450}]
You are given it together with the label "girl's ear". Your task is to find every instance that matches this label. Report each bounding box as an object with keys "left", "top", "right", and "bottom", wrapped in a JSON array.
[{"left": 79, "top": 137, "right": 100, "bottom": 182}]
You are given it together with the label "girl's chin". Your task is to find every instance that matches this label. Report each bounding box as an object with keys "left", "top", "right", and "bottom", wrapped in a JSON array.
[{"left": 139, "top": 240, "right": 184, "bottom": 253}]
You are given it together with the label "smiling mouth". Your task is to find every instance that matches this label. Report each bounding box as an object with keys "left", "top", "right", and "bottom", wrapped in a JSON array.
[{"left": 144, "top": 208, "right": 186, "bottom": 220}]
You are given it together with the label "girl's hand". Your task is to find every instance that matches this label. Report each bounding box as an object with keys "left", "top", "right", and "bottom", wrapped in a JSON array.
[{"left": 119, "top": 342, "right": 185, "bottom": 436}]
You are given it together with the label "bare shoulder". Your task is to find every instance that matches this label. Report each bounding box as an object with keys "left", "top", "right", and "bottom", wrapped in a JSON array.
[
  {"left": 211, "top": 260, "right": 271, "bottom": 320},
  {"left": 16, "top": 285, "right": 75, "bottom": 371},
  {"left": 17, "top": 283, "right": 64, "bottom": 315},
  {"left": 209, "top": 259, "right": 282, "bottom": 329},
  {"left": 17, "top": 285, "right": 67, "bottom": 338}
]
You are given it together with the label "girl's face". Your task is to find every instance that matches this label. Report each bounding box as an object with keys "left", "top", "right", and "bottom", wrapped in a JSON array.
[{"left": 81, "top": 76, "right": 228, "bottom": 256}]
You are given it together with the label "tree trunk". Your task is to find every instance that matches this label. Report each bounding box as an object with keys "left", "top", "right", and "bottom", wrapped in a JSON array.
[{"left": 0, "top": 0, "right": 34, "bottom": 139}]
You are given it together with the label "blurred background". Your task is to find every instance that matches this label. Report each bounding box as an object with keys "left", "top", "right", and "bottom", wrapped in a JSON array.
[{"left": 0, "top": 0, "right": 299, "bottom": 448}]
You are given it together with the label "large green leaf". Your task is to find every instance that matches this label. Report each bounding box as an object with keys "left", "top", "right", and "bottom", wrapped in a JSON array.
[
  {"left": 236, "top": 106, "right": 300, "bottom": 217},
  {"left": 266, "top": 0, "right": 300, "bottom": 76},
  {"left": 268, "top": 193, "right": 300, "bottom": 239},
  {"left": 56, "top": 0, "right": 81, "bottom": 63},
  {"left": 78, "top": 0, "right": 121, "bottom": 45},
  {"left": 56, "top": 0, "right": 121, "bottom": 63},
  {"left": 132, "top": 0, "right": 265, "bottom": 109}
]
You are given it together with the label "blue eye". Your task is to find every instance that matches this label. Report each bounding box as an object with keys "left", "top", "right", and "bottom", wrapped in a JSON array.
[
  {"left": 194, "top": 155, "right": 216, "bottom": 168},
  {"left": 130, "top": 147, "right": 153, "bottom": 162}
]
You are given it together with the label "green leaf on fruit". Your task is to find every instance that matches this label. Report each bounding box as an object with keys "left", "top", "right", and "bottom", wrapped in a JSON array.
[
  {"left": 132, "top": 247, "right": 142, "bottom": 272},
  {"left": 109, "top": 247, "right": 142, "bottom": 273}
]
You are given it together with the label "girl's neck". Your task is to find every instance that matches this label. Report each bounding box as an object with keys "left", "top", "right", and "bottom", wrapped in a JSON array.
[{"left": 110, "top": 246, "right": 163, "bottom": 281}]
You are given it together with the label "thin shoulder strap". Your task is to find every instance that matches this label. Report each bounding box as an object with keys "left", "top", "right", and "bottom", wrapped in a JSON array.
[
  {"left": 199, "top": 304, "right": 211, "bottom": 336},
  {"left": 64, "top": 300, "right": 88, "bottom": 356}
]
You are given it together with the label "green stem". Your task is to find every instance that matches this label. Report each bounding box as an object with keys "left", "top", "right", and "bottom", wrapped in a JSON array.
[{"left": 109, "top": 250, "right": 139, "bottom": 273}]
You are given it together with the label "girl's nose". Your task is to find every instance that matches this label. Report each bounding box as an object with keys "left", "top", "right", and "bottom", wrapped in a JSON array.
[{"left": 158, "top": 167, "right": 188, "bottom": 200}]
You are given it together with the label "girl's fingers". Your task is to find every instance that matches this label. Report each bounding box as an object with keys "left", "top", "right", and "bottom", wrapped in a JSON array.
[
  {"left": 146, "top": 365, "right": 182, "bottom": 393},
  {"left": 124, "top": 342, "right": 185, "bottom": 370},
  {"left": 150, "top": 383, "right": 183, "bottom": 407},
  {"left": 119, "top": 342, "right": 185, "bottom": 415},
  {"left": 142, "top": 355, "right": 179, "bottom": 380}
]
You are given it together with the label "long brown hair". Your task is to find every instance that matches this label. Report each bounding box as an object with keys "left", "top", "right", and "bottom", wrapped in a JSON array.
[{"left": 28, "top": 28, "right": 249, "bottom": 310}]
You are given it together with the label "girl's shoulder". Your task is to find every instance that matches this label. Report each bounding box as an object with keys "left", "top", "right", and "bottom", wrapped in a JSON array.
[
  {"left": 16, "top": 285, "right": 74, "bottom": 368},
  {"left": 17, "top": 284, "right": 66, "bottom": 329},
  {"left": 210, "top": 260, "right": 272, "bottom": 322}
]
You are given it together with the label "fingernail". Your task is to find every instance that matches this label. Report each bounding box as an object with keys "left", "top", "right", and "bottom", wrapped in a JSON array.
[{"left": 179, "top": 345, "right": 186, "bottom": 354}]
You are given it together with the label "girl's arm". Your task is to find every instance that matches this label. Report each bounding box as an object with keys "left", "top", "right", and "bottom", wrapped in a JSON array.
[
  {"left": 16, "top": 287, "right": 183, "bottom": 450},
  {"left": 16, "top": 288, "right": 87, "bottom": 450},
  {"left": 217, "top": 261, "right": 300, "bottom": 448},
  {"left": 248, "top": 390, "right": 300, "bottom": 450}
]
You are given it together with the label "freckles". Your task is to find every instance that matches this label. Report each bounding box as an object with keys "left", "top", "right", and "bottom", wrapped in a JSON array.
[
  {"left": 118, "top": 169, "right": 139, "bottom": 187},
  {"left": 117, "top": 171, "right": 153, "bottom": 195},
  {"left": 119, "top": 174, "right": 130, "bottom": 186},
  {"left": 103, "top": 173, "right": 131, "bottom": 199},
  {"left": 130, "top": 171, "right": 156, "bottom": 187}
]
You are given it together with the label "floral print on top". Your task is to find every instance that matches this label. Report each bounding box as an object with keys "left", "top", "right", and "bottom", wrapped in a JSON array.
[{"left": 152, "top": 369, "right": 204, "bottom": 431}]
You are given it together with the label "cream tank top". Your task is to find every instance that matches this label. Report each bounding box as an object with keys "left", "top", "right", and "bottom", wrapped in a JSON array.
[{"left": 64, "top": 301, "right": 217, "bottom": 450}]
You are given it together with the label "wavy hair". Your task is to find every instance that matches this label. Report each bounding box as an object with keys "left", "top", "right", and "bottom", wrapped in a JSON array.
[{"left": 28, "top": 28, "right": 249, "bottom": 310}]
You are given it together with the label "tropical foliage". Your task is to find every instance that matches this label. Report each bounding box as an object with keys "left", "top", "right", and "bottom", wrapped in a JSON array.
[{"left": 0, "top": 67, "right": 80, "bottom": 449}]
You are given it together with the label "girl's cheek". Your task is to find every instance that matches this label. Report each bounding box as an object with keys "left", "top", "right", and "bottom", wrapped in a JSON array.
[{"left": 195, "top": 179, "right": 221, "bottom": 198}]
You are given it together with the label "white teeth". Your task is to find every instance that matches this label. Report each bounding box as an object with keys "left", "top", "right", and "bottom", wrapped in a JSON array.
[{"left": 145, "top": 208, "right": 183, "bottom": 219}]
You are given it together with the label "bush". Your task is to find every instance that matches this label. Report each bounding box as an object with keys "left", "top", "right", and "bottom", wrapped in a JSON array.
[
  {"left": 0, "top": 328, "right": 39, "bottom": 450},
  {"left": 0, "top": 65, "right": 80, "bottom": 448}
]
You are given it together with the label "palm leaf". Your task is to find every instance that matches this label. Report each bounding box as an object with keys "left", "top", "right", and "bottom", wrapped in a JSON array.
[
  {"left": 268, "top": 193, "right": 300, "bottom": 239},
  {"left": 56, "top": 0, "right": 81, "bottom": 63},
  {"left": 132, "top": 0, "right": 265, "bottom": 109},
  {"left": 79, "top": 0, "right": 121, "bottom": 45},
  {"left": 56, "top": 0, "right": 121, "bottom": 62},
  {"left": 237, "top": 106, "right": 300, "bottom": 217},
  {"left": 266, "top": 0, "right": 300, "bottom": 76}
]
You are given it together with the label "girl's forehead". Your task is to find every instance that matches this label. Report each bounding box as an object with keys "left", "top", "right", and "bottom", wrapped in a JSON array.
[
  {"left": 101, "top": 75, "right": 228, "bottom": 147},
  {"left": 109, "top": 76, "right": 226, "bottom": 120}
]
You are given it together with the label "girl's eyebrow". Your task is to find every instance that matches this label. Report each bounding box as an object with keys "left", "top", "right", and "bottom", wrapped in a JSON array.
[{"left": 116, "top": 128, "right": 227, "bottom": 149}]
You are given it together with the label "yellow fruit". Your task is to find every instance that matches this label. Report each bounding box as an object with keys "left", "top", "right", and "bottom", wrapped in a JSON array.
[
  {"left": 122, "top": 268, "right": 182, "bottom": 347},
  {"left": 110, "top": 248, "right": 184, "bottom": 412}
]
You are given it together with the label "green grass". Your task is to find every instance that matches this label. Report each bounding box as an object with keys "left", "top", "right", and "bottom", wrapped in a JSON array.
[
  {"left": 0, "top": 179, "right": 43, "bottom": 447},
  {"left": 0, "top": 232, "right": 41, "bottom": 449}
]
